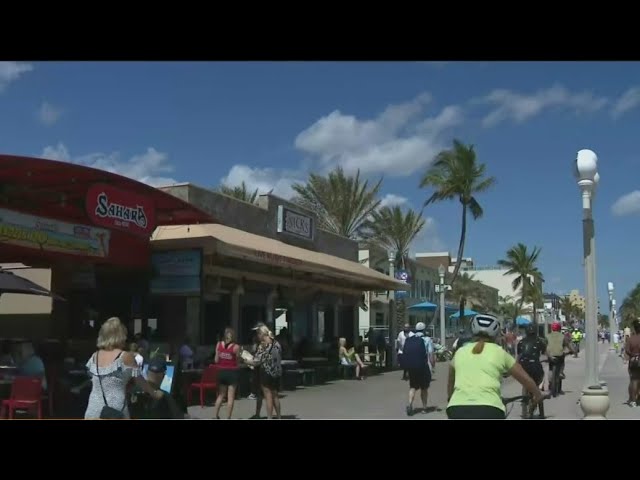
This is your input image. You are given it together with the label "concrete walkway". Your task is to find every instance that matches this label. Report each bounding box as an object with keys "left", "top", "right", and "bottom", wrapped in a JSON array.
[{"left": 187, "top": 342, "right": 639, "bottom": 419}]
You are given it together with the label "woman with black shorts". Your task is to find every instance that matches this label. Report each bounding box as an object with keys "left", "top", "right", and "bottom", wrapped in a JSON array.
[
  {"left": 213, "top": 328, "right": 240, "bottom": 419},
  {"left": 251, "top": 325, "right": 282, "bottom": 419}
]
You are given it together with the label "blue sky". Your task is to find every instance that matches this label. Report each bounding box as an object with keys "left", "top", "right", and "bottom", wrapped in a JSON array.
[{"left": 2, "top": 60, "right": 640, "bottom": 308}]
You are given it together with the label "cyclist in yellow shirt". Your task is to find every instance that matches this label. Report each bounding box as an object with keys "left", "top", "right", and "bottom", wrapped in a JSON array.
[{"left": 446, "top": 314, "right": 544, "bottom": 419}]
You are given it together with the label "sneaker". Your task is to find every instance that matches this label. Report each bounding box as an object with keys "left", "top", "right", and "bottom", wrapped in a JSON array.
[
  {"left": 630, "top": 402, "right": 638, "bottom": 408},
  {"left": 248, "top": 394, "right": 257, "bottom": 400},
  {"left": 249, "top": 414, "right": 261, "bottom": 419},
  {"left": 560, "top": 373, "right": 566, "bottom": 379},
  {"left": 406, "top": 405, "right": 413, "bottom": 416}
]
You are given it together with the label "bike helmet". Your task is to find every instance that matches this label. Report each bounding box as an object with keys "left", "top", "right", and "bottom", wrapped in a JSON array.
[
  {"left": 551, "top": 322, "right": 562, "bottom": 332},
  {"left": 470, "top": 314, "right": 500, "bottom": 338}
]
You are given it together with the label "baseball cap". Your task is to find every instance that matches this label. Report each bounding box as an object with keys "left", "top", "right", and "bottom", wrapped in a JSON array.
[
  {"left": 148, "top": 357, "right": 167, "bottom": 373},
  {"left": 415, "top": 322, "right": 426, "bottom": 331}
]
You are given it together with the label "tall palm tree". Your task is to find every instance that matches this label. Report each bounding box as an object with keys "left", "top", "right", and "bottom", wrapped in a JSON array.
[
  {"left": 218, "top": 181, "right": 260, "bottom": 204},
  {"left": 419, "top": 139, "right": 496, "bottom": 285},
  {"left": 497, "top": 243, "right": 544, "bottom": 324},
  {"left": 447, "top": 272, "right": 482, "bottom": 329},
  {"left": 361, "top": 206, "right": 426, "bottom": 331},
  {"left": 292, "top": 167, "right": 382, "bottom": 239}
]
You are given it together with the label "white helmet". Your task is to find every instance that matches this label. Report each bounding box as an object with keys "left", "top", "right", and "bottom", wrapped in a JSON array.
[
  {"left": 470, "top": 314, "right": 500, "bottom": 338},
  {"left": 415, "top": 322, "right": 426, "bottom": 332}
]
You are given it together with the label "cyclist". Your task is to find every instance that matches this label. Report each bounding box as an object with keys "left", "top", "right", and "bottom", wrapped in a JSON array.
[
  {"left": 571, "top": 328, "right": 582, "bottom": 357},
  {"left": 546, "top": 322, "right": 574, "bottom": 393},
  {"left": 517, "top": 325, "right": 547, "bottom": 391},
  {"left": 446, "top": 314, "right": 544, "bottom": 419}
]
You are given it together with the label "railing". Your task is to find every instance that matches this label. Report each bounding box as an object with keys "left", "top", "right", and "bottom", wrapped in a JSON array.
[{"left": 460, "top": 265, "right": 507, "bottom": 271}]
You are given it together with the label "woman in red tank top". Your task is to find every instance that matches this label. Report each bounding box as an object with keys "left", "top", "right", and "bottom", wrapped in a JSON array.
[{"left": 214, "top": 328, "right": 241, "bottom": 419}]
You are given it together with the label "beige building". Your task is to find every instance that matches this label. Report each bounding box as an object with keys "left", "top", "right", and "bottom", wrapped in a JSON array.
[{"left": 568, "top": 289, "right": 586, "bottom": 311}]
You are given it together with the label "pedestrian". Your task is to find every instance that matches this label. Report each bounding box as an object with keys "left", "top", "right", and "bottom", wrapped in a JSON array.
[
  {"left": 396, "top": 323, "right": 413, "bottom": 380},
  {"left": 613, "top": 331, "right": 621, "bottom": 356},
  {"left": 625, "top": 320, "right": 640, "bottom": 407},
  {"left": 402, "top": 322, "right": 431, "bottom": 416},
  {"left": 213, "top": 327, "right": 240, "bottom": 419},
  {"left": 250, "top": 325, "right": 282, "bottom": 419}
]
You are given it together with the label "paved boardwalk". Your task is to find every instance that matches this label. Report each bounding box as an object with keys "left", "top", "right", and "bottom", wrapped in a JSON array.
[{"left": 188, "top": 342, "right": 639, "bottom": 420}]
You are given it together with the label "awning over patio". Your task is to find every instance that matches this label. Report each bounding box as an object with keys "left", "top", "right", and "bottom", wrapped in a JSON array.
[{"left": 152, "top": 224, "right": 408, "bottom": 292}]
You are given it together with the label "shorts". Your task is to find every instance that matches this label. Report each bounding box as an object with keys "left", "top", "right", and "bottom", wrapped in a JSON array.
[
  {"left": 548, "top": 355, "right": 565, "bottom": 372},
  {"left": 259, "top": 370, "right": 281, "bottom": 391},
  {"left": 217, "top": 369, "right": 239, "bottom": 386},
  {"left": 520, "top": 361, "right": 544, "bottom": 386},
  {"left": 407, "top": 367, "right": 431, "bottom": 390},
  {"left": 446, "top": 405, "right": 505, "bottom": 419}
]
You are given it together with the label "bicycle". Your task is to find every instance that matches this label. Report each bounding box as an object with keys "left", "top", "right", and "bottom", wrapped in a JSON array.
[{"left": 548, "top": 354, "right": 567, "bottom": 398}]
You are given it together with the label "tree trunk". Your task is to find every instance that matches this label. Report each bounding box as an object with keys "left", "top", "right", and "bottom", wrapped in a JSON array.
[
  {"left": 450, "top": 203, "right": 467, "bottom": 286},
  {"left": 459, "top": 296, "right": 466, "bottom": 330}
]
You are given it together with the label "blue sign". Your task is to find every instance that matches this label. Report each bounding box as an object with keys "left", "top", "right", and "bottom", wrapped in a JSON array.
[
  {"left": 151, "top": 249, "right": 201, "bottom": 277},
  {"left": 395, "top": 269, "right": 410, "bottom": 299},
  {"left": 151, "top": 249, "right": 201, "bottom": 295}
]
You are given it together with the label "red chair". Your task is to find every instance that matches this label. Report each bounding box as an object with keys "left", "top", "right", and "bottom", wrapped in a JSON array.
[
  {"left": 1, "top": 377, "right": 43, "bottom": 419},
  {"left": 188, "top": 366, "right": 218, "bottom": 407}
]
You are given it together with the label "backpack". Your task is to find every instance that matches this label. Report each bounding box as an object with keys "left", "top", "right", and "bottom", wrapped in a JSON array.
[{"left": 401, "top": 335, "right": 427, "bottom": 369}]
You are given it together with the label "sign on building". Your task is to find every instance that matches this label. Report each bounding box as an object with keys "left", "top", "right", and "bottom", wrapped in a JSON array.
[
  {"left": 150, "top": 249, "right": 202, "bottom": 295},
  {"left": 276, "top": 205, "right": 314, "bottom": 241},
  {"left": 395, "top": 269, "right": 410, "bottom": 299}
]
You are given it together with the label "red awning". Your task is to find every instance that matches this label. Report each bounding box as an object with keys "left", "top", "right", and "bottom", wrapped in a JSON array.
[
  {"left": 0, "top": 154, "right": 214, "bottom": 268},
  {"left": 0, "top": 154, "right": 213, "bottom": 227}
]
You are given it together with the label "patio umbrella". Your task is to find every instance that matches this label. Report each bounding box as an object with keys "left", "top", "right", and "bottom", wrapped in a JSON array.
[
  {"left": 0, "top": 270, "right": 64, "bottom": 300},
  {"left": 516, "top": 316, "right": 531, "bottom": 326},
  {"left": 449, "top": 309, "right": 478, "bottom": 318},
  {"left": 407, "top": 301, "right": 438, "bottom": 311}
]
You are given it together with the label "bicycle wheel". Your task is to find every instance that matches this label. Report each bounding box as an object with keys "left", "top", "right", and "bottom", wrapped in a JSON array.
[{"left": 551, "top": 363, "right": 560, "bottom": 397}]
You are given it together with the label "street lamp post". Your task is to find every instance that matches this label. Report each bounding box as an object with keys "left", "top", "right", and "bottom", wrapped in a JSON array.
[
  {"left": 388, "top": 251, "right": 397, "bottom": 369},
  {"left": 435, "top": 264, "right": 451, "bottom": 346},
  {"left": 608, "top": 282, "right": 617, "bottom": 351},
  {"left": 575, "top": 149, "right": 610, "bottom": 419}
]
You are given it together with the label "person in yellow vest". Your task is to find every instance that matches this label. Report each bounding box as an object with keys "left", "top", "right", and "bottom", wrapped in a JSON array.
[{"left": 571, "top": 329, "right": 582, "bottom": 357}]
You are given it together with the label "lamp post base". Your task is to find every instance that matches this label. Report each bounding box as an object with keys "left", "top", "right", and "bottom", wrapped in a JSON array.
[{"left": 579, "top": 385, "right": 610, "bottom": 420}]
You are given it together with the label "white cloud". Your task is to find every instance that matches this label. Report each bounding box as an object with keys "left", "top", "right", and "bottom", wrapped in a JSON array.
[
  {"left": 410, "top": 217, "right": 445, "bottom": 255},
  {"left": 221, "top": 164, "right": 300, "bottom": 200},
  {"left": 612, "top": 191, "right": 640, "bottom": 216},
  {"left": 612, "top": 87, "right": 640, "bottom": 118},
  {"left": 0, "top": 61, "right": 33, "bottom": 92},
  {"left": 40, "top": 143, "right": 177, "bottom": 187},
  {"left": 295, "top": 92, "right": 462, "bottom": 177},
  {"left": 37, "top": 101, "right": 62, "bottom": 126},
  {"left": 379, "top": 194, "right": 408, "bottom": 208},
  {"left": 477, "top": 85, "right": 608, "bottom": 127}
]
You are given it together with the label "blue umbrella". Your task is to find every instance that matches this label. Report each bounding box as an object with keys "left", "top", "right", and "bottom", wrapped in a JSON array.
[
  {"left": 407, "top": 301, "right": 438, "bottom": 311},
  {"left": 516, "top": 316, "right": 531, "bottom": 326},
  {"left": 449, "top": 309, "right": 478, "bottom": 318}
]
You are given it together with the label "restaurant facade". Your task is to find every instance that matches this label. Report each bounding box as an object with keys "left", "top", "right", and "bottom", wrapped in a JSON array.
[{"left": 152, "top": 184, "right": 405, "bottom": 347}]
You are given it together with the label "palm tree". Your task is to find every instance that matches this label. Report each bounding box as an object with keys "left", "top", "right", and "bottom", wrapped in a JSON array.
[
  {"left": 497, "top": 243, "right": 544, "bottom": 324},
  {"left": 419, "top": 139, "right": 496, "bottom": 285},
  {"left": 361, "top": 206, "right": 426, "bottom": 331},
  {"left": 218, "top": 181, "right": 260, "bottom": 204},
  {"left": 362, "top": 206, "right": 425, "bottom": 269},
  {"left": 621, "top": 283, "right": 640, "bottom": 327},
  {"left": 292, "top": 166, "right": 382, "bottom": 239},
  {"left": 559, "top": 297, "right": 575, "bottom": 323},
  {"left": 447, "top": 272, "right": 482, "bottom": 329}
]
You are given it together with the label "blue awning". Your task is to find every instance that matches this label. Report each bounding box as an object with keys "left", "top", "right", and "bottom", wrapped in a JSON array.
[
  {"left": 449, "top": 309, "right": 478, "bottom": 318},
  {"left": 407, "top": 301, "right": 438, "bottom": 311}
]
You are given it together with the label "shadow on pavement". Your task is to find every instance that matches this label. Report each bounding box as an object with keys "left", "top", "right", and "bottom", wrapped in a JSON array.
[{"left": 248, "top": 414, "right": 299, "bottom": 420}]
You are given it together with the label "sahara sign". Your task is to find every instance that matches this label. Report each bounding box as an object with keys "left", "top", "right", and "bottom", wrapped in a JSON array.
[
  {"left": 86, "top": 184, "right": 155, "bottom": 236},
  {"left": 0, "top": 207, "right": 110, "bottom": 258}
]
